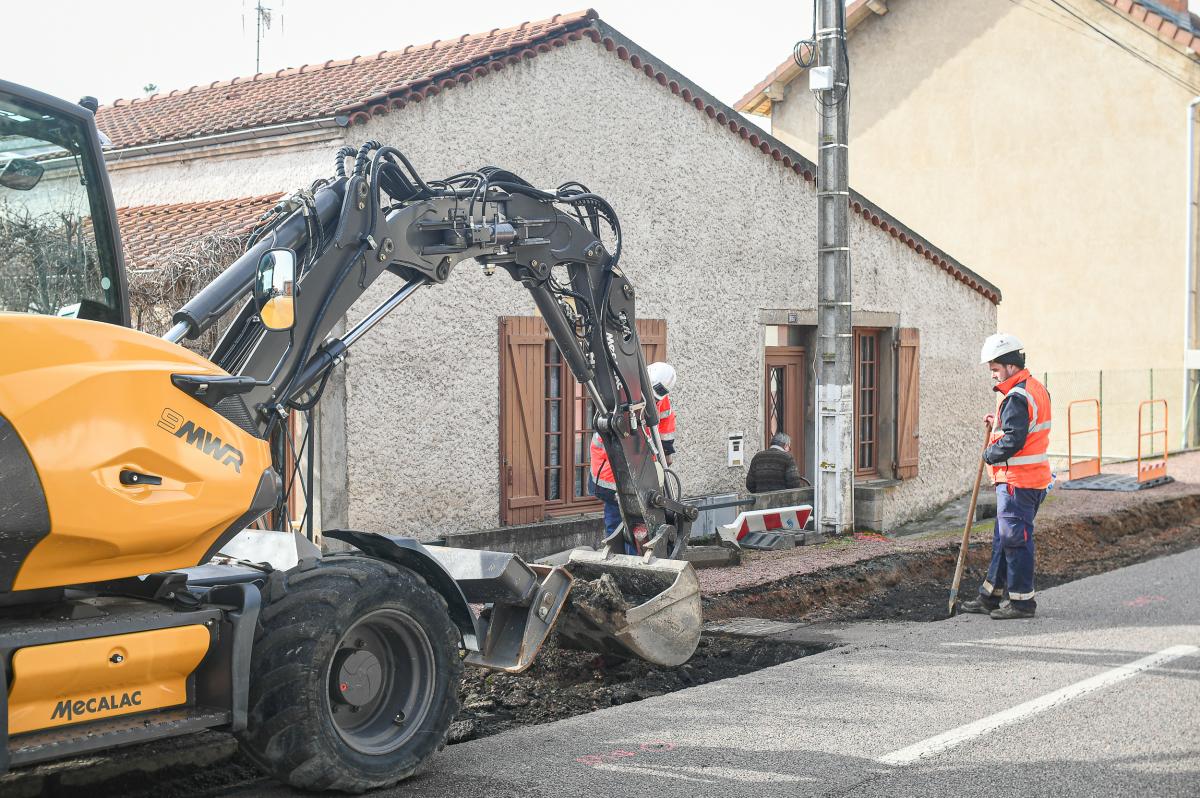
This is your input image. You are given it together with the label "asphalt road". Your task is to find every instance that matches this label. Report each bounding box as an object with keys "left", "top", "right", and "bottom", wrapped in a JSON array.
[{"left": 250, "top": 547, "right": 1200, "bottom": 798}]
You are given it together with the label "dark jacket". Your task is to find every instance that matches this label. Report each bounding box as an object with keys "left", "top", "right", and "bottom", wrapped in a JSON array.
[
  {"left": 984, "top": 390, "right": 1030, "bottom": 466},
  {"left": 746, "top": 446, "right": 802, "bottom": 493}
]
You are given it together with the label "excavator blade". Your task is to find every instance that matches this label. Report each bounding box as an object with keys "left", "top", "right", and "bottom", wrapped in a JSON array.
[{"left": 555, "top": 549, "right": 702, "bottom": 667}]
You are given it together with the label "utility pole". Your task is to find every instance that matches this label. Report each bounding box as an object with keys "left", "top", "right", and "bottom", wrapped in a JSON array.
[{"left": 814, "top": 0, "right": 854, "bottom": 537}]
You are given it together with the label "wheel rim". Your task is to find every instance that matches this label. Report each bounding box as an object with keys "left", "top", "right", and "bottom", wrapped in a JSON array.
[{"left": 325, "top": 608, "right": 437, "bottom": 756}]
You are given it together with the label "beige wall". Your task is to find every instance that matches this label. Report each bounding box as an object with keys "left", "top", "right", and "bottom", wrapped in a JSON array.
[{"left": 770, "top": 0, "right": 1198, "bottom": 375}]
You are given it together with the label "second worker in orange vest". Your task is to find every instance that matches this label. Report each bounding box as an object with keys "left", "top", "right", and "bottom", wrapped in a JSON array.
[
  {"left": 589, "top": 362, "right": 677, "bottom": 553},
  {"left": 962, "top": 333, "right": 1052, "bottom": 620}
]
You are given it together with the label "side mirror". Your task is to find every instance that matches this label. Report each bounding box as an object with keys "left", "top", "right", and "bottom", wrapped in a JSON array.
[
  {"left": 255, "top": 248, "right": 297, "bottom": 331},
  {"left": 0, "top": 158, "right": 45, "bottom": 191}
]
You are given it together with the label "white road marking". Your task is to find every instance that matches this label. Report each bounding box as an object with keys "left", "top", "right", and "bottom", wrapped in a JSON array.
[
  {"left": 593, "top": 764, "right": 715, "bottom": 783},
  {"left": 673, "top": 766, "right": 815, "bottom": 783},
  {"left": 596, "top": 763, "right": 815, "bottom": 784},
  {"left": 878, "top": 644, "right": 1199, "bottom": 767}
]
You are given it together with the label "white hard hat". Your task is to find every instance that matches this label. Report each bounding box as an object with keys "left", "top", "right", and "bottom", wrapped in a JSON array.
[
  {"left": 647, "top": 361, "right": 676, "bottom": 397},
  {"left": 980, "top": 333, "right": 1025, "bottom": 364}
]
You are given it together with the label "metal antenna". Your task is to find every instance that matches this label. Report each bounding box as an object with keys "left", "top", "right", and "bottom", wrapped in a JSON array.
[{"left": 255, "top": 1, "right": 273, "bottom": 73}]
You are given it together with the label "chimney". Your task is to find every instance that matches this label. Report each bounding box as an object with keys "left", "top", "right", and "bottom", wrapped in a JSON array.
[
  {"left": 1141, "top": 0, "right": 1193, "bottom": 30},
  {"left": 1150, "top": 0, "right": 1188, "bottom": 18}
]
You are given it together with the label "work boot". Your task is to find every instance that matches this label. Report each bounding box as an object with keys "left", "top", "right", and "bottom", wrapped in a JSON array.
[
  {"left": 959, "top": 597, "right": 999, "bottom": 615},
  {"left": 990, "top": 603, "right": 1035, "bottom": 620}
]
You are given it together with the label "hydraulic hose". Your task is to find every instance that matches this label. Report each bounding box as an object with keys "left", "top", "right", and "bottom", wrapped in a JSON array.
[{"left": 169, "top": 180, "right": 346, "bottom": 340}]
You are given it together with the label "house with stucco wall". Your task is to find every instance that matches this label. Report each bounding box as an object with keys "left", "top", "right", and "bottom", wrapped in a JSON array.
[
  {"left": 736, "top": 0, "right": 1200, "bottom": 458},
  {"left": 97, "top": 9, "right": 999, "bottom": 542}
]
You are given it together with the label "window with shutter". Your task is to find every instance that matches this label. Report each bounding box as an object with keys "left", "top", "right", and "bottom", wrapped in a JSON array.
[
  {"left": 855, "top": 330, "right": 882, "bottom": 477},
  {"left": 896, "top": 328, "right": 920, "bottom": 479},
  {"left": 499, "top": 316, "right": 666, "bottom": 524}
]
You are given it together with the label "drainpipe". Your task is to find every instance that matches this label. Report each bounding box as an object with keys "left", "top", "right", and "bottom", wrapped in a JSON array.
[{"left": 1185, "top": 97, "right": 1200, "bottom": 449}]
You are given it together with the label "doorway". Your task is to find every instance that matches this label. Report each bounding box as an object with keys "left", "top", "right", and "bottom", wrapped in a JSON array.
[{"left": 764, "top": 345, "right": 806, "bottom": 476}]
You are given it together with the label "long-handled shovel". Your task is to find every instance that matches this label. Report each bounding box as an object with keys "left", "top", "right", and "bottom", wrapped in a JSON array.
[{"left": 947, "top": 426, "right": 993, "bottom": 617}]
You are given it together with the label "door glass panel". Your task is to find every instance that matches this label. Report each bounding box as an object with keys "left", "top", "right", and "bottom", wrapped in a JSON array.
[
  {"left": 572, "top": 379, "right": 596, "bottom": 499},
  {"left": 768, "top": 366, "right": 785, "bottom": 437}
]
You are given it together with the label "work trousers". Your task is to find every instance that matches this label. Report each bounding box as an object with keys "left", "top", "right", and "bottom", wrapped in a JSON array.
[
  {"left": 980, "top": 483, "right": 1046, "bottom": 612},
  {"left": 589, "top": 480, "right": 636, "bottom": 555}
]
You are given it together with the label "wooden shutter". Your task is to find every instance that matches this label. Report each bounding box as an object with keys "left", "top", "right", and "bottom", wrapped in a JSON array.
[
  {"left": 499, "top": 317, "right": 546, "bottom": 524},
  {"left": 637, "top": 318, "right": 667, "bottom": 364},
  {"left": 896, "top": 328, "right": 920, "bottom": 479}
]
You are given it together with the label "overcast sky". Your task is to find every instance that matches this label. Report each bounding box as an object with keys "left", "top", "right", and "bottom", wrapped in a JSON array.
[
  {"left": 1, "top": 2, "right": 813, "bottom": 109},
  {"left": 4, "top": 1, "right": 1199, "bottom": 111}
]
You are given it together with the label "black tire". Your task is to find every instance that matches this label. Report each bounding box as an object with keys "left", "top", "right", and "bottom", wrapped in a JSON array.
[{"left": 236, "top": 555, "right": 462, "bottom": 793}]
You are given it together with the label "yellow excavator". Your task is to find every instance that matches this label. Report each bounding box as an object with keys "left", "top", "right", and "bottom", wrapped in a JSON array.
[{"left": 0, "top": 79, "right": 702, "bottom": 792}]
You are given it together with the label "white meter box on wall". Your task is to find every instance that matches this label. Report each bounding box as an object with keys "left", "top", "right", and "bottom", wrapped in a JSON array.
[{"left": 727, "top": 432, "right": 745, "bottom": 467}]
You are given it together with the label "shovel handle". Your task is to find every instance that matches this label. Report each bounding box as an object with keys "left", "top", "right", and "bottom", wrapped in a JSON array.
[{"left": 948, "top": 425, "right": 993, "bottom": 614}]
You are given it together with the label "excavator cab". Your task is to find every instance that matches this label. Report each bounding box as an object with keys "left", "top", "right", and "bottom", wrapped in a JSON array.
[{"left": 0, "top": 80, "right": 128, "bottom": 327}]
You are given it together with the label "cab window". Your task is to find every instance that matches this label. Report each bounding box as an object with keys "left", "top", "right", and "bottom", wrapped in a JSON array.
[{"left": 0, "top": 91, "right": 122, "bottom": 324}]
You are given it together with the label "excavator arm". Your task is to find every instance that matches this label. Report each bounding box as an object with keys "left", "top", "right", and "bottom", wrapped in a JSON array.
[{"left": 165, "top": 144, "right": 696, "bottom": 559}]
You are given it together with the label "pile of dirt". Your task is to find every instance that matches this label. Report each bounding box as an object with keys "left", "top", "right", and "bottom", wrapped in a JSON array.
[
  {"left": 705, "top": 494, "right": 1200, "bottom": 624},
  {"left": 450, "top": 632, "right": 827, "bottom": 743},
  {"left": 565, "top": 572, "right": 634, "bottom": 628}
]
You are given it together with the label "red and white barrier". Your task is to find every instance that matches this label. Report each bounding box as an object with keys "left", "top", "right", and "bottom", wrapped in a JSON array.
[{"left": 723, "top": 505, "right": 813, "bottom": 541}]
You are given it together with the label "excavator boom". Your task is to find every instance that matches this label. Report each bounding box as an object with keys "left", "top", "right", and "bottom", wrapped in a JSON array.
[{"left": 168, "top": 147, "right": 697, "bottom": 561}]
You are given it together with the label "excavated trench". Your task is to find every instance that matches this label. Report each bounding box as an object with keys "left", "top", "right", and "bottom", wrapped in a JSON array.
[
  {"left": 704, "top": 494, "right": 1200, "bottom": 625},
  {"left": 9, "top": 494, "right": 1200, "bottom": 797}
]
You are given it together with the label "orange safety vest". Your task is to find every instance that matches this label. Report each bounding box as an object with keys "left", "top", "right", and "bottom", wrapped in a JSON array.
[
  {"left": 657, "top": 395, "right": 675, "bottom": 443},
  {"left": 989, "top": 369, "right": 1052, "bottom": 489},
  {"left": 590, "top": 433, "right": 616, "bottom": 490}
]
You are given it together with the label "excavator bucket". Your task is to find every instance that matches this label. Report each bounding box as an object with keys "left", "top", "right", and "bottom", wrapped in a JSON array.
[{"left": 555, "top": 549, "right": 702, "bottom": 667}]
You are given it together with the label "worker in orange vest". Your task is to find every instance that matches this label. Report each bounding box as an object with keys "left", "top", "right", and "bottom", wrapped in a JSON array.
[
  {"left": 647, "top": 362, "right": 677, "bottom": 465},
  {"left": 962, "top": 334, "right": 1052, "bottom": 620},
  {"left": 589, "top": 362, "right": 677, "bottom": 553}
]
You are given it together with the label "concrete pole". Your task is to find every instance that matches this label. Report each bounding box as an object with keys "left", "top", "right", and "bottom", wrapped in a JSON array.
[{"left": 815, "top": 0, "right": 854, "bottom": 536}]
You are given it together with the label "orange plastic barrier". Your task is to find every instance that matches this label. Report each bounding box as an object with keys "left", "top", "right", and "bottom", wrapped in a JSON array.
[
  {"left": 1137, "top": 399, "right": 1168, "bottom": 484},
  {"left": 1067, "top": 399, "right": 1102, "bottom": 481}
]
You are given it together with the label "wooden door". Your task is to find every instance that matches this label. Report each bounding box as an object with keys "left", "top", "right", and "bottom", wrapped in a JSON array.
[{"left": 764, "top": 346, "right": 805, "bottom": 474}]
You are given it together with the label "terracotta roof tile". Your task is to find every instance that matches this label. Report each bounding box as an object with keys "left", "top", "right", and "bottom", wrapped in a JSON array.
[
  {"left": 118, "top": 194, "right": 281, "bottom": 270},
  {"left": 734, "top": 0, "right": 1200, "bottom": 115},
  {"left": 97, "top": 10, "right": 597, "bottom": 149}
]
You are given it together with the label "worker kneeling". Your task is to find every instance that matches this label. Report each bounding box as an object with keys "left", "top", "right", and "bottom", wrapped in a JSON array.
[
  {"left": 962, "top": 334, "right": 1052, "bottom": 620},
  {"left": 589, "top": 362, "right": 676, "bottom": 554}
]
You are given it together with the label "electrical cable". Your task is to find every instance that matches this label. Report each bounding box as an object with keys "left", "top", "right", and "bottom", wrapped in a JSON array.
[
  {"left": 813, "top": 0, "right": 850, "bottom": 112},
  {"left": 1037, "top": 0, "right": 1200, "bottom": 94}
]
